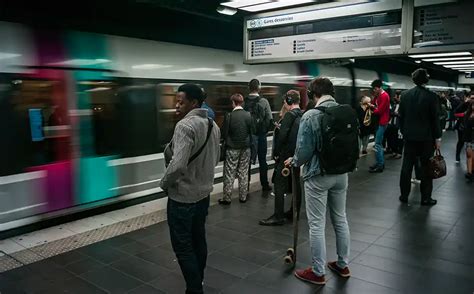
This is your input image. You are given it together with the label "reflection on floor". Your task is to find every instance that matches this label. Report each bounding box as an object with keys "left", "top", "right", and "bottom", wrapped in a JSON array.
[{"left": 0, "top": 131, "right": 473, "bottom": 293}]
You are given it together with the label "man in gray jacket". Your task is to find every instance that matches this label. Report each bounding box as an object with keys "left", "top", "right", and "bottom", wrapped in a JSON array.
[{"left": 160, "top": 83, "right": 220, "bottom": 294}]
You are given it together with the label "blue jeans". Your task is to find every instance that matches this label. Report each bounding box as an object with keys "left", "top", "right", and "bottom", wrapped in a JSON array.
[
  {"left": 167, "top": 196, "right": 209, "bottom": 294},
  {"left": 374, "top": 125, "right": 387, "bottom": 167},
  {"left": 304, "top": 174, "right": 350, "bottom": 276}
]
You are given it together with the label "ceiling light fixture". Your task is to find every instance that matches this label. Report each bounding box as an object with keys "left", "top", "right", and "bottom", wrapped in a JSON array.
[
  {"left": 415, "top": 60, "right": 421, "bottom": 64},
  {"left": 434, "top": 61, "right": 474, "bottom": 65},
  {"left": 442, "top": 64, "right": 474, "bottom": 68},
  {"left": 216, "top": 5, "right": 238, "bottom": 15},
  {"left": 240, "top": 0, "right": 316, "bottom": 12},
  {"left": 421, "top": 57, "right": 473, "bottom": 62},
  {"left": 408, "top": 52, "right": 472, "bottom": 59},
  {"left": 221, "top": 0, "right": 271, "bottom": 8}
]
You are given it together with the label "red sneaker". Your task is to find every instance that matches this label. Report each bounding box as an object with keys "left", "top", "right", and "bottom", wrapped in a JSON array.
[
  {"left": 294, "top": 267, "right": 326, "bottom": 285},
  {"left": 327, "top": 261, "right": 351, "bottom": 278}
]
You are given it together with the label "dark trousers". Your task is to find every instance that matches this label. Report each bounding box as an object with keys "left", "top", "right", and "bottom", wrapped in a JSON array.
[
  {"left": 400, "top": 141, "right": 435, "bottom": 201},
  {"left": 167, "top": 196, "right": 209, "bottom": 294},
  {"left": 257, "top": 134, "right": 269, "bottom": 187},
  {"left": 386, "top": 125, "right": 403, "bottom": 154},
  {"left": 456, "top": 129, "right": 464, "bottom": 161}
]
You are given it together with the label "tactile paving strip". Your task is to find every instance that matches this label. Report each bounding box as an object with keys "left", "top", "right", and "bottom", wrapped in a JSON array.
[{"left": 0, "top": 209, "right": 167, "bottom": 273}]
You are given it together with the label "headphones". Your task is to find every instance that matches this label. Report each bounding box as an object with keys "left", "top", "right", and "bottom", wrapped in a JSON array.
[{"left": 285, "top": 94, "right": 294, "bottom": 105}]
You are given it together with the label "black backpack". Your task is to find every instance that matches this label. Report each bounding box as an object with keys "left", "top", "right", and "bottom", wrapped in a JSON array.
[
  {"left": 244, "top": 96, "right": 270, "bottom": 134},
  {"left": 316, "top": 104, "right": 359, "bottom": 175}
]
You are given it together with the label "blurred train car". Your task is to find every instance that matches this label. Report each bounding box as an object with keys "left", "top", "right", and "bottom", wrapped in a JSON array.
[{"left": 0, "top": 21, "right": 459, "bottom": 233}]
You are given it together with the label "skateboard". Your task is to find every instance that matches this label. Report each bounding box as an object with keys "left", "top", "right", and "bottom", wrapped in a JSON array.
[{"left": 282, "top": 166, "right": 299, "bottom": 266}]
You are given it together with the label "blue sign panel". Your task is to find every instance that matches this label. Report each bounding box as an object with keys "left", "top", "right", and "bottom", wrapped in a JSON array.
[{"left": 29, "top": 109, "right": 44, "bottom": 142}]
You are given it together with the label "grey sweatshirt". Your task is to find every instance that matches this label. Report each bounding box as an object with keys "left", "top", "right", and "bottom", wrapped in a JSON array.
[{"left": 160, "top": 108, "right": 220, "bottom": 203}]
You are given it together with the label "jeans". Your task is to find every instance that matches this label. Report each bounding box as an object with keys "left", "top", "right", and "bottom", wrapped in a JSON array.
[
  {"left": 374, "top": 125, "right": 387, "bottom": 167},
  {"left": 359, "top": 135, "right": 369, "bottom": 152},
  {"left": 305, "top": 174, "right": 350, "bottom": 276},
  {"left": 167, "top": 196, "right": 209, "bottom": 294},
  {"left": 400, "top": 141, "right": 435, "bottom": 201},
  {"left": 257, "top": 134, "right": 269, "bottom": 187}
]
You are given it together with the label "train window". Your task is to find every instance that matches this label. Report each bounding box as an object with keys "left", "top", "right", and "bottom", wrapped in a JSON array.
[
  {"left": 0, "top": 78, "right": 71, "bottom": 175},
  {"left": 83, "top": 81, "right": 121, "bottom": 156},
  {"left": 207, "top": 84, "right": 247, "bottom": 127}
]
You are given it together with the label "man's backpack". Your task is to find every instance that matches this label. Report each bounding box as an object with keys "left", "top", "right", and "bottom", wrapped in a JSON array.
[
  {"left": 244, "top": 96, "right": 271, "bottom": 134},
  {"left": 316, "top": 104, "right": 359, "bottom": 175}
]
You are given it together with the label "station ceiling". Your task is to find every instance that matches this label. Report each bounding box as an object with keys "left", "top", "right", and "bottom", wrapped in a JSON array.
[{"left": 0, "top": 0, "right": 461, "bottom": 83}]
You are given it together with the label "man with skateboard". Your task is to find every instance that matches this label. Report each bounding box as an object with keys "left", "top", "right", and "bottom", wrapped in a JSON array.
[{"left": 285, "top": 77, "right": 358, "bottom": 285}]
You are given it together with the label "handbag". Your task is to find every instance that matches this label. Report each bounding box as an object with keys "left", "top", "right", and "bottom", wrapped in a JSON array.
[
  {"left": 363, "top": 109, "right": 372, "bottom": 127},
  {"left": 426, "top": 149, "right": 447, "bottom": 179}
]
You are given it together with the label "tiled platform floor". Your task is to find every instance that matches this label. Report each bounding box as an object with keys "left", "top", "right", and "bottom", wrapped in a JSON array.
[{"left": 0, "top": 131, "right": 473, "bottom": 293}]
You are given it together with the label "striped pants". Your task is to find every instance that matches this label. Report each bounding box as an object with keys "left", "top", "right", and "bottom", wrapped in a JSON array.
[{"left": 223, "top": 148, "right": 251, "bottom": 201}]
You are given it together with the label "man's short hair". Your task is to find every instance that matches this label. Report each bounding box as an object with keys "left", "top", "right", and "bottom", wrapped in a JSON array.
[
  {"left": 178, "top": 83, "right": 204, "bottom": 106},
  {"left": 231, "top": 93, "right": 244, "bottom": 105},
  {"left": 308, "top": 77, "right": 335, "bottom": 98},
  {"left": 412, "top": 68, "right": 430, "bottom": 86},
  {"left": 371, "top": 79, "right": 383, "bottom": 88},
  {"left": 249, "top": 79, "right": 260, "bottom": 92},
  {"left": 285, "top": 90, "right": 300, "bottom": 105}
]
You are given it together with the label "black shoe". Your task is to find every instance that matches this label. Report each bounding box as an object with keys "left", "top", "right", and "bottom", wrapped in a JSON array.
[
  {"left": 284, "top": 210, "right": 293, "bottom": 220},
  {"left": 421, "top": 198, "right": 437, "bottom": 206},
  {"left": 262, "top": 185, "right": 272, "bottom": 191},
  {"left": 369, "top": 166, "right": 384, "bottom": 173},
  {"left": 239, "top": 198, "right": 247, "bottom": 203},
  {"left": 362, "top": 150, "right": 368, "bottom": 155},
  {"left": 218, "top": 199, "right": 231, "bottom": 205},
  {"left": 399, "top": 196, "right": 408, "bottom": 203},
  {"left": 259, "top": 215, "right": 285, "bottom": 226},
  {"left": 465, "top": 173, "right": 472, "bottom": 179}
]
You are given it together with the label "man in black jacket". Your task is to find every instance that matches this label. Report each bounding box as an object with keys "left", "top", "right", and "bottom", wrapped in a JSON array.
[
  {"left": 260, "top": 90, "right": 303, "bottom": 225},
  {"left": 398, "top": 68, "right": 442, "bottom": 206}
]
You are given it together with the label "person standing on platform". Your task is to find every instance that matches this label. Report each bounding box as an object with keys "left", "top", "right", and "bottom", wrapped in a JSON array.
[
  {"left": 218, "top": 93, "right": 254, "bottom": 204},
  {"left": 285, "top": 77, "right": 356, "bottom": 285},
  {"left": 368, "top": 79, "right": 391, "bottom": 173},
  {"left": 463, "top": 100, "right": 474, "bottom": 182},
  {"left": 386, "top": 90, "right": 403, "bottom": 159},
  {"left": 244, "top": 79, "right": 273, "bottom": 191},
  {"left": 260, "top": 90, "right": 303, "bottom": 226},
  {"left": 398, "top": 69, "right": 442, "bottom": 206},
  {"left": 160, "top": 84, "right": 220, "bottom": 294},
  {"left": 356, "top": 96, "right": 373, "bottom": 155}
]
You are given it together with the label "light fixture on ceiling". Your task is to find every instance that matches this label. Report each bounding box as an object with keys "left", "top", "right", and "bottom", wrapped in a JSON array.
[
  {"left": 421, "top": 57, "right": 473, "bottom": 62},
  {"left": 216, "top": 5, "right": 238, "bottom": 15},
  {"left": 415, "top": 60, "right": 421, "bottom": 64},
  {"left": 434, "top": 61, "right": 474, "bottom": 65},
  {"left": 408, "top": 52, "right": 472, "bottom": 59},
  {"left": 442, "top": 64, "right": 474, "bottom": 68},
  {"left": 240, "top": 0, "right": 316, "bottom": 12},
  {"left": 221, "top": 0, "right": 271, "bottom": 8}
]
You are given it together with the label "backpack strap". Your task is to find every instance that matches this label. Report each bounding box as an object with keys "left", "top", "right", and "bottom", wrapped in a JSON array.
[{"left": 188, "top": 118, "right": 213, "bottom": 165}]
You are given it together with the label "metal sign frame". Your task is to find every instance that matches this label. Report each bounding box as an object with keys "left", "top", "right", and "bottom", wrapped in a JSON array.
[{"left": 243, "top": 0, "right": 472, "bottom": 64}]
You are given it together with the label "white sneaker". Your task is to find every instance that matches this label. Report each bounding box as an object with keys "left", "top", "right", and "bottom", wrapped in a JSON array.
[{"left": 411, "top": 178, "right": 421, "bottom": 184}]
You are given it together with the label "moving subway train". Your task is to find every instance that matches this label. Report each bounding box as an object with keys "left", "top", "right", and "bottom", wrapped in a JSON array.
[{"left": 0, "top": 21, "right": 462, "bottom": 233}]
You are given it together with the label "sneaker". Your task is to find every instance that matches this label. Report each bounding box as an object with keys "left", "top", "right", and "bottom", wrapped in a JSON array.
[
  {"left": 369, "top": 166, "right": 384, "bottom": 173},
  {"left": 327, "top": 261, "right": 351, "bottom": 278},
  {"left": 411, "top": 178, "right": 421, "bottom": 184},
  {"left": 294, "top": 268, "right": 326, "bottom": 285},
  {"left": 259, "top": 215, "right": 285, "bottom": 226},
  {"left": 393, "top": 154, "right": 402, "bottom": 159},
  {"left": 218, "top": 199, "right": 231, "bottom": 205}
]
